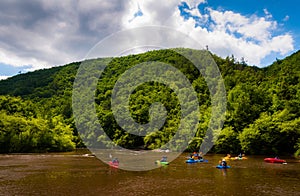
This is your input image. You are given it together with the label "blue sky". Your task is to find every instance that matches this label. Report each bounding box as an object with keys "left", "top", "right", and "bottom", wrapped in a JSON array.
[
  {"left": 0, "top": 0, "right": 299, "bottom": 80},
  {"left": 203, "top": 0, "right": 299, "bottom": 65}
]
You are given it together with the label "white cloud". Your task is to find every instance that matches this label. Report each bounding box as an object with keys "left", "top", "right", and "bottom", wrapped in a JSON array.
[
  {"left": 208, "top": 9, "right": 277, "bottom": 41},
  {"left": 0, "top": 76, "right": 10, "bottom": 81},
  {"left": 182, "top": 0, "right": 207, "bottom": 20},
  {"left": 0, "top": 0, "right": 295, "bottom": 73},
  {"left": 267, "top": 35, "right": 294, "bottom": 55},
  {"left": 122, "top": 0, "right": 181, "bottom": 28},
  {"left": 263, "top": 9, "right": 273, "bottom": 19},
  {"left": 185, "top": 0, "right": 206, "bottom": 8},
  {"left": 122, "top": 1, "right": 294, "bottom": 66},
  {"left": 0, "top": 0, "right": 127, "bottom": 70},
  {"left": 195, "top": 8, "right": 293, "bottom": 65}
]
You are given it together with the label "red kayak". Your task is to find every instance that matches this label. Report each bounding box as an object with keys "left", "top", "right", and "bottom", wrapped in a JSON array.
[
  {"left": 264, "top": 158, "right": 286, "bottom": 163},
  {"left": 109, "top": 161, "right": 119, "bottom": 168}
]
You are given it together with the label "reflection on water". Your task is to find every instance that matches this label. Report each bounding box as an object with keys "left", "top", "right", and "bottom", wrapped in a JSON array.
[
  {"left": 219, "top": 167, "right": 227, "bottom": 177},
  {"left": 0, "top": 151, "right": 299, "bottom": 196}
]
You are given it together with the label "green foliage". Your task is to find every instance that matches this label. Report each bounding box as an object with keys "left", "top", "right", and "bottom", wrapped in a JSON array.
[
  {"left": 239, "top": 111, "right": 300, "bottom": 155},
  {"left": 213, "top": 126, "right": 240, "bottom": 154},
  {"left": 0, "top": 96, "right": 75, "bottom": 152},
  {"left": 0, "top": 49, "right": 299, "bottom": 155}
]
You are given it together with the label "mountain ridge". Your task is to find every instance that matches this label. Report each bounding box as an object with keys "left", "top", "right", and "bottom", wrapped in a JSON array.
[{"left": 0, "top": 48, "right": 299, "bottom": 155}]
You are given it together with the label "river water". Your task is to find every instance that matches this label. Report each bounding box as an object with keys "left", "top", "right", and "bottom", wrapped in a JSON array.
[{"left": 0, "top": 150, "right": 299, "bottom": 196}]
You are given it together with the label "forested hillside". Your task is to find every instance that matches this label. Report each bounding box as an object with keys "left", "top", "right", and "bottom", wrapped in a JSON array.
[{"left": 0, "top": 49, "right": 299, "bottom": 156}]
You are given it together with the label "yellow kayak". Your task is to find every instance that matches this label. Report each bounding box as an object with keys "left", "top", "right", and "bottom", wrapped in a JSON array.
[{"left": 223, "top": 156, "right": 232, "bottom": 161}]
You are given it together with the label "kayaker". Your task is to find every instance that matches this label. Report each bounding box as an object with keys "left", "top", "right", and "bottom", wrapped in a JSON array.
[
  {"left": 238, "top": 153, "right": 242, "bottom": 158},
  {"left": 112, "top": 158, "right": 119, "bottom": 164},
  {"left": 221, "top": 158, "right": 227, "bottom": 166},
  {"left": 161, "top": 156, "right": 167, "bottom": 162},
  {"left": 192, "top": 152, "right": 198, "bottom": 159}
]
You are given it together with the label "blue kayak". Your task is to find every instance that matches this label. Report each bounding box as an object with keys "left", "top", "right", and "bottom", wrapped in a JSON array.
[
  {"left": 186, "top": 158, "right": 207, "bottom": 163},
  {"left": 216, "top": 165, "right": 231, "bottom": 169}
]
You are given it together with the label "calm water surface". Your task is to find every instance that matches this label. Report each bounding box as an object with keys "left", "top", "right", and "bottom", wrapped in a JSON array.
[{"left": 0, "top": 151, "right": 299, "bottom": 196}]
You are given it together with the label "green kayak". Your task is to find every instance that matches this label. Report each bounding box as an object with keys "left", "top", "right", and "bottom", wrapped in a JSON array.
[{"left": 155, "top": 160, "right": 169, "bottom": 165}]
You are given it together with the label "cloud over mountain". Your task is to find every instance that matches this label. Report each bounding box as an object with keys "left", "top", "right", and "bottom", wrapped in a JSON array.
[{"left": 0, "top": 0, "right": 295, "bottom": 76}]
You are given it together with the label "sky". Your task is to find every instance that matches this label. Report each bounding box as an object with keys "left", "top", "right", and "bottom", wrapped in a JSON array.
[{"left": 0, "top": 0, "right": 299, "bottom": 80}]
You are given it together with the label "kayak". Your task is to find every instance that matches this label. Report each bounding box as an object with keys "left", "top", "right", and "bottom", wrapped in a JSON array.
[
  {"left": 264, "top": 158, "right": 286, "bottom": 164},
  {"left": 185, "top": 158, "right": 207, "bottom": 163},
  {"left": 155, "top": 160, "right": 169, "bottom": 165},
  {"left": 109, "top": 161, "right": 119, "bottom": 168},
  {"left": 216, "top": 165, "right": 231, "bottom": 169},
  {"left": 231, "top": 157, "right": 248, "bottom": 160},
  {"left": 223, "top": 157, "right": 232, "bottom": 161}
]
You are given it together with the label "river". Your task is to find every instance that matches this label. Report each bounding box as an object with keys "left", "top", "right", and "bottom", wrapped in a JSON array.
[{"left": 0, "top": 150, "right": 299, "bottom": 196}]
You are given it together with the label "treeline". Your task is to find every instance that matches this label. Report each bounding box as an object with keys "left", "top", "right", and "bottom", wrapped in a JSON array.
[
  {"left": 0, "top": 96, "right": 75, "bottom": 152},
  {"left": 213, "top": 52, "right": 300, "bottom": 156},
  {"left": 0, "top": 49, "right": 299, "bottom": 156},
  {"left": 0, "top": 62, "right": 81, "bottom": 152}
]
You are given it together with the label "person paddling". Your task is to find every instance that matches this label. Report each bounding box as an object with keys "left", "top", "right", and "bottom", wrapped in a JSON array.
[
  {"left": 112, "top": 158, "right": 119, "bottom": 164},
  {"left": 238, "top": 153, "right": 242, "bottom": 158},
  {"left": 160, "top": 156, "right": 167, "bottom": 162},
  {"left": 221, "top": 158, "right": 227, "bottom": 166}
]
